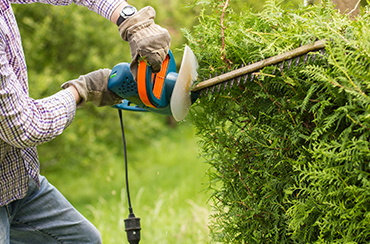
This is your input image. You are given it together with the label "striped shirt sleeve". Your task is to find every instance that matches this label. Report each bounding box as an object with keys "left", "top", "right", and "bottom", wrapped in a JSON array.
[
  {"left": 0, "top": 42, "right": 76, "bottom": 148},
  {"left": 9, "top": 0, "right": 124, "bottom": 20}
]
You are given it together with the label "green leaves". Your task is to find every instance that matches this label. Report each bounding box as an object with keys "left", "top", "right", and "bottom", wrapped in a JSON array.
[{"left": 187, "top": 0, "right": 370, "bottom": 243}]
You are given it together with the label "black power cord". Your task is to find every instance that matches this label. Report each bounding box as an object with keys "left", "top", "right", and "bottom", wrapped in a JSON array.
[{"left": 118, "top": 110, "right": 141, "bottom": 244}]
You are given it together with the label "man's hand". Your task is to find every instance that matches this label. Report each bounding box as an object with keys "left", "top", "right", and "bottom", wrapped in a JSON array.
[
  {"left": 62, "top": 69, "right": 122, "bottom": 107},
  {"left": 118, "top": 6, "right": 171, "bottom": 80}
]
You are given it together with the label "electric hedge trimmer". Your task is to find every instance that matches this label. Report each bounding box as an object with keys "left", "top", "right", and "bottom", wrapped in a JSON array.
[{"left": 109, "top": 40, "right": 325, "bottom": 122}]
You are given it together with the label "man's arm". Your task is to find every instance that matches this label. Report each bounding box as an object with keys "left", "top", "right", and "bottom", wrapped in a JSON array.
[
  {"left": 9, "top": 0, "right": 127, "bottom": 21},
  {"left": 0, "top": 44, "right": 76, "bottom": 148}
]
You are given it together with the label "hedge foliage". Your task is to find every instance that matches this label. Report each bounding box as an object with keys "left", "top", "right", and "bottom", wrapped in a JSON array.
[{"left": 184, "top": 0, "right": 370, "bottom": 243}]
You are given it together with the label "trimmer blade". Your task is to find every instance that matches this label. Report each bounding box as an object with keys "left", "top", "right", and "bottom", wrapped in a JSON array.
[
  {"left": 192, "top": 40, "right": 326, "bottom": 96},
  {"left": 170, "top": 45, "right": 198, "bottom": 121}
]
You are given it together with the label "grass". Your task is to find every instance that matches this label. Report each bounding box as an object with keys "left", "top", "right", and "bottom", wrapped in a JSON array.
[{"left": 41, "top": 120, "right": 211, "bottom": 244}]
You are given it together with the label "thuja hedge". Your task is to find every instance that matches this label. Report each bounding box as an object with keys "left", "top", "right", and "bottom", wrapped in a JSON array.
[{"left": 184, "top": 1, "right": 370, "bottom": 243}]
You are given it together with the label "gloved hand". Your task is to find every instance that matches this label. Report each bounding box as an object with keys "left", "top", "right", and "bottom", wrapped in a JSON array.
[
  {"left": 62, "top": 69, "right": 122, "bottom": 108},
  {"left": 118, "top": 6, "right": 171, "bottom": 81}
]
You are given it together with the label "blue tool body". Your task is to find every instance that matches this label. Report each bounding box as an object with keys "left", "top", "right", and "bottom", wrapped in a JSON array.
[{"left": 108, "top": 50, "right": 178, "bottom": 115}]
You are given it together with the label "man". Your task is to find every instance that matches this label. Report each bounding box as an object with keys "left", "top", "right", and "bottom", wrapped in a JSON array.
[{"left": 0, "top": 0, "right": 170, "bottom": 242}]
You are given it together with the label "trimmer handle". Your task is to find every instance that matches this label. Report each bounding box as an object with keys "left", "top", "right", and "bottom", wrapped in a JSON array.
[
  {"left": 107, "top": 54, "right": 177, "bottom": 116},
  {"left": 136, "top": 50, "right": 177, "bottom": 109}
]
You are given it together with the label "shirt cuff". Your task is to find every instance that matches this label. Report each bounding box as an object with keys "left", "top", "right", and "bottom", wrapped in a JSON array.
[
  {"left": 98, "top": 0, "right": 126, "bottom": 20},
  {"left": 57, "top": 89, "right": 76, "bottom": 129}
]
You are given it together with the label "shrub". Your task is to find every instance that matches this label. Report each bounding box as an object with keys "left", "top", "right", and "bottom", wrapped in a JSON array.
[{"left": 185, "top": 0, "right": 370, "bottom": 243}]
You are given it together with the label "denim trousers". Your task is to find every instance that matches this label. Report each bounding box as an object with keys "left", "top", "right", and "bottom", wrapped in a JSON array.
[{"left": 0, "top": 175, "right": 102, "bottom": 244}]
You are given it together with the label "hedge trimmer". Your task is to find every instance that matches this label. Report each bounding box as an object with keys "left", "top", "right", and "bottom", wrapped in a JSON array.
[{"left": 109, "top": 40, "right": 325, "bottom": 121}]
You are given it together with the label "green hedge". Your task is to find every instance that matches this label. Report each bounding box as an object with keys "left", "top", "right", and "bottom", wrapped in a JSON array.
[{"left": 185, "top": 1, "right": 370, "bottom": 243}]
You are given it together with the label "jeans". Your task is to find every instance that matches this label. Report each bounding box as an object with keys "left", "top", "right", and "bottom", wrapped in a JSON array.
[{"left": 0, "top": 175, "right": 102, "bottom": 244}]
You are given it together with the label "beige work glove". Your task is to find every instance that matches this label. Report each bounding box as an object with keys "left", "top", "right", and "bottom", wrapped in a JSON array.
[
  {"left": 62, "top": 69, "right": 122, "bottom": 108},
  {"left": 118, "top": 6, "right": 171, "bottom": 81}
]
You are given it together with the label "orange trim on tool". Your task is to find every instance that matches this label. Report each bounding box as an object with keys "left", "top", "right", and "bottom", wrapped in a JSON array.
[
  {"left": 153, "top": 55, "right": 170, "bottom": 100},
  {"left": 137, "top": 60, "right": 155, "bottom": 108}
]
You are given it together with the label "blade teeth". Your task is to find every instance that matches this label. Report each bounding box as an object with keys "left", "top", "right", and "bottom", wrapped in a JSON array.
[
  {"left": 303, "top": 53, "right": 309, "bottom": 64},
  {"left": 204, "top": 87, "right": 209, "bottom": 97},
  {"left": 211, "top": 84, "right": 216, "bottom": 94},
  {"left": 287, "top": 58, "right": 293, "bottom": 69},
  {"left": 279, "top": 61, "right": 285, "bottom": 72},
  {"left": 223, "top": 75, "right": 229, "bottom": 90},
  {"left": 199, "top": 89, "right": 203, "bottom": 98},
  {"left": 230, "top": 66, "right": 239, "bottom": 88},
  {"left": 311, "top": 53, "right": 317, "bottom": 62},
  {"left": 224, "top": 81, "right": 229, "bottom": 90},
  {"left": 229, "top": 79, "right": 234, "bottom": 89},
  {"left": 197, "top": 44, "right": 327, "bottom": 97},
  {"left": 219, "top": 71, "right": 228, "bottom": 91},
  {"left": 217, "top": 83, "right": 222, "bottom": 93},
  {"left": 250, "top": 72, "right": 255, "bottom": 81},
  {"left": 242, "top": 62, "right": 250, "bottom": 83},
  {"left": 209, "top": 72, "right": 218, "bottom": 94},
  {"left": 320, "top": 48, "right": 325, "bottom": 59},
  {"left": 236, "top": 76, "right": 242, "bottom": 86},
  {"left": 236, "top": 64, "right": 244, "bottom": 86},
  {"left": 243, "top": 73, "right": 249, "bottom": 84},
  {"left": 295, "top": 56, "right": 301, "bottom": 66}
]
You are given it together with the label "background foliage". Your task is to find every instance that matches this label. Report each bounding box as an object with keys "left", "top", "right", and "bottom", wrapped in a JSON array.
[
  {"left": 12, "top": 0, "right": 369, "bottom": 243},
  {"left": 186, "top": 0, "right": 370, "bottom": 243}
]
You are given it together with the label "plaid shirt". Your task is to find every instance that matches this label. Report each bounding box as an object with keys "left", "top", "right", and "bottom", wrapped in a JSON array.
[{"left": 0, "top": 0, "right": 122, "bottom": 206}]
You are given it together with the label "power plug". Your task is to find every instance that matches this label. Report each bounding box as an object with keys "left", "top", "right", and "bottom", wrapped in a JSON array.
[{"left": 124, "top": 212, "right": 141, "bottom": 244}]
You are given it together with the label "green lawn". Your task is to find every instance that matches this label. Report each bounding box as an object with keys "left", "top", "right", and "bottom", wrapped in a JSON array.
[{"left": 42, "top": 120, "right": 211, "bottom": 244}]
